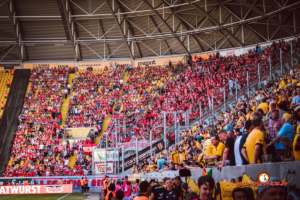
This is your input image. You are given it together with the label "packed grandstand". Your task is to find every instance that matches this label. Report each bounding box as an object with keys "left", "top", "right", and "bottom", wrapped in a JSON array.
[{"left": 0, "top": 38, "right": 298, "bottom": 180}]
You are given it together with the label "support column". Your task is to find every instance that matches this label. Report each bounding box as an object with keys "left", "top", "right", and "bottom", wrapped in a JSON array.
[
  {"left": 247, "top": 71, "right": 250, "bottom": 97},
  {"left": 291, "top": 40, "right": 293, "bottom": 68},
  {"left": 164, "top": 112, "right": 167, "bottom": 149},
  {"left": 122, "top": 145, "right": 124, "bottom": 173},
  {"left": 280, "top": 48, "right": 283, "bottom": 76},
  {"left": 235, "top": 79, "right": 238, "bottom": 102},
  {"left": 174, "top": 112, "right": 176, "bottom": 144},
  {"left": 269, "top": 56, "right": 272, "bottom": 80},
  {"left": 258, "top": 63, "right": 261, "bottom": 87},
  {"left": 212, "top": 94, "right": 214, "bottom": 118},
  {"left": 223, "top": 87, "right": 226, "bottom": 111},
  {"left": 199, "top": 102, "right": 202, "bottom": 125},
  {"left": 136, "top": 138, "right": 138, "bottom": 165},
  {"left": 150, "top": 130, "right": 153, "bottom": 159},
  {"left": 105, "top": 148, "right": 107, "bottom": 175}
]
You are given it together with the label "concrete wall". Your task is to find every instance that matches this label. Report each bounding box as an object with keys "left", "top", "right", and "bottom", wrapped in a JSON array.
[{"left": 127, "top": 161, "right": 300, "bottom": 187}]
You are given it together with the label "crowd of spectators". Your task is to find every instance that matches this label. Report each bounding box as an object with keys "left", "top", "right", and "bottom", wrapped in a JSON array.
[
  {"left": 130, "top": 61, "right": 300, "bottom": 175},
  {"left": 3, "top": 37, "right": 300, "bottom": 178},
  {"left": 102, "top": 175, "right": 287, "bottom": 200}
]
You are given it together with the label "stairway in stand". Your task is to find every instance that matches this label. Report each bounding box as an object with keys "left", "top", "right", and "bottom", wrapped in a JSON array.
[{"left": 60, "top": 73, "right": 75, "bottom": 128}]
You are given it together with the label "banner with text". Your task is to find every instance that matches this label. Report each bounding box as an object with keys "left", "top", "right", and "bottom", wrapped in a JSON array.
[
  {"left": 82, "top": 144, "right": 97, "bottom": 153},
  {"left": 24, "top": 63, "right": 74, "bottom": 69},
  {"left": 0, "top": 184, "right": 72, "bottom": 195},
  {"left": 118, "top": 141, "right": 157, "bottom": 152},
  {"left": 134, "top": 56, "right": 183, "bottom": 67},
  {"left": 94, "top": 162, "right": 114, "bottom": 174},
  {"left": 78, "top": 61, "right": 131, "bottom": 69}
]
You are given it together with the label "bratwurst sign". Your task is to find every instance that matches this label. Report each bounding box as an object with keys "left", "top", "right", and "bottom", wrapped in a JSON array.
[{"left": 0, "top": 184, "right": 72, "bottom": 195}]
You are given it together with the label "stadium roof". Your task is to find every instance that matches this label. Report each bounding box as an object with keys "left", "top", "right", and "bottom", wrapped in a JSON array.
[{"left": 0, "top": 0, "right": 300, "bottom": 62}]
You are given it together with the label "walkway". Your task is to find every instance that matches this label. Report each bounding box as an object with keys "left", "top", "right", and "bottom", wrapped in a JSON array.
[
  {"left": 86, "top": 192, "right": 101, "bottom": 200},
  {"left": 60, "top": 73, "right": 75, "bottom": 127}
]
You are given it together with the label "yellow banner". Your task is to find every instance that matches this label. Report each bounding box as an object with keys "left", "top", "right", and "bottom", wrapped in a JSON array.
[
  {"left": 23, "top": 63, "right": 75, "bottom": 69},
  {"left": 64, "top": 127, "right": 94, "bottom": 139},
  {"left": 134, "top": 56, "right": 184, "bottom": 67},
  {"left": 78, "top": 61, "right": 132, "bottom": 69}
]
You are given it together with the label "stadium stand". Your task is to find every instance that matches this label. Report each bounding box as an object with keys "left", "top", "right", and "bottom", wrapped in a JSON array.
[
  {"left": 2, "top": 38, "right": 300, "bottom": 177},
  {"left": 0, "top": 69, "right": 14, "bottom": 119}
]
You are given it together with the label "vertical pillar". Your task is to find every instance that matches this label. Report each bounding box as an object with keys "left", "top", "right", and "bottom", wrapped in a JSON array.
[
  {"left": 150, "top": 130, "right": 153, "bottom": 159},
  {"left": 235, "top": 79, "right": 238, "bottom": 102},
  {"left": 199, "top": 102, "right": 202, "bottom": 125},
  {"left": 280, "top": 48, "right": 283, "bottom": 76},
  {"left": 247, "top": 71, "right": 250, "bottom": 98},
  {"left": 174, "top": 112, "right": 176, "bottom": 144},
  {"left": 212, "top": 94, "right": 214, "bottom": 118},
  {"left": 122, "top": 145, "right": 124, "bottom": 173},
  {"left": 164, "top": 112, "right": 167, "bottom": 150},
  {"left": 258, "top": 63, "right": 261, "bottom": 87},
  {"left": 136, "top": 138, "right": 138, "bottom": 165},
  {"left": 106, "top": 134, "right": 108, "bottom": 148},
  {"left": 123, "top": 118, "right": 126, "bottom": 135},
  {"left": 269, "top": 56, "right": 272, "bottom": 80},
  {"left": 291, "top": 40, "right": 293, "bottom": 68},
  {"left": 105, "top": 148, "right": 107, "bottom": 175},
  {"left": 223, "top": 87, "right": 226, "bottom": 111}
]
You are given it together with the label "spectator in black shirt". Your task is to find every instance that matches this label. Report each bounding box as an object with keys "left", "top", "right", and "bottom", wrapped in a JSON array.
[
  {"left": 239, "top": 120, "right": 253, "bottom": 165},
  {"left": 218, "top": 130, "right": 235, "bottom": 169},
  {"left": 165, "top": 179, "right": 178, "bottom": 200},
  {"left": 173, "top": 176, "right": 182, "bottom": 200},
  {"left": 150, "top": 179, "right": 166, "bottom": 200}
]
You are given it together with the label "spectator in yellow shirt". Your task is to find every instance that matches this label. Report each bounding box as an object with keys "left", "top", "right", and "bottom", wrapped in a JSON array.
[
  {"left": 279, "top": 78, "right": 286, "bottom": 88},
  {"left": 203, "top": 135, "right": 225, "bottom": 163},
  {"left": 257, "top": 98, "right": 269, "bottom": 114}
]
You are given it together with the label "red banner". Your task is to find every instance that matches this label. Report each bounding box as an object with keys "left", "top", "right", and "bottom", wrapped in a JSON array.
[
  {"left": 53, "top": 146, "right": 64, "bottom": 152},
  {"left": 0, "top": 184, "right": 72, "bottom": 195},
  {"left": 82, "top": 144, "right": 97, "bottom": 153}
]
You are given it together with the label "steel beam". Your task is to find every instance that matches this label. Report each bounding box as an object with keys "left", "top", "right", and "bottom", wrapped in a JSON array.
[
  {"left": 149, "top": 15, "right": 172, "bottom": 55},
  {"left": 186, "top": 0, "right": 244, "bottom": 47},
  {"left": 114, "top": 0, "right": 142, "bottom": 58},
  {"left": 57, "top": 0, "right": 80, "bottom": 61},
  {"left": 235, "top": 0, "right": 296, "bottom": 37},
  {"left": 5, "top": 0, "right": 26, "bottom": 61},
  {"left": 143, "top": 0, "right": 190, "bottom": 55},
  {"left": 99, "top": 19, "right": 111, "bottom": 55},
  {"left": 106, "top": 0, "right": 134, "bottom": 59}
]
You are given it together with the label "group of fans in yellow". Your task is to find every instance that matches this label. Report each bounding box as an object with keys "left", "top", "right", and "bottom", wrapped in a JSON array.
[{"left": 118, "top": 65, "right": 300, "bottom": 200}]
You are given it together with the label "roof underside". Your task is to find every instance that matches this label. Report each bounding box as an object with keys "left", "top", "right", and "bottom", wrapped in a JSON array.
[{"left": 0, "top": 0, "right": 300, "bottom": 62}]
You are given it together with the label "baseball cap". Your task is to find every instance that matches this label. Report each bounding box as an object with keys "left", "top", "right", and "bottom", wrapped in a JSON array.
[
  {"left": 257, "top": 177, "right": 282, "bottom": 194},
  {"left": 283, "top": 113, "right": 291, "bottom": 119},
  {"left": 295, "top": 106, "right": 300, "bottom": 111}
]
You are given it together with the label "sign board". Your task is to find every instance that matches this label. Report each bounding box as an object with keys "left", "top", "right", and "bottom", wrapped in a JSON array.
[
  {"left": 82, "top": 144, "right": 97, "bottom": 153},
  {"left": 0, "top": 184, "right": 72, "bottom": 195},
  {"left": 23, "top": 63, "right": 74, "bottom": 69},
  {"left": 78, "top": 61, "right": 131, "bottom": 69},
  {"left": 64, "top": 127, "right": 94, "bottom": 139},
  {"left": 94, "top": 162, "right": 114, "bottom": 174},
  {"left": 134, "top": 56, "right": 183, "bottom": 67}
]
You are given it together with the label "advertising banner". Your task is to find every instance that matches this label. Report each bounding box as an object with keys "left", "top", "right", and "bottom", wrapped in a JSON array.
[
  {"left": 64, "top": 128, "right": 94, "bottom": 139},
  {"left": 53, "top": 146, "right": 64, "bottom": 152},
  {"left": 94, "top": 162, "right": 114, "bottom": 174},
  {"left": 118, "top": 141, "right": 157, "bottom": 152},
  {"left": 82, "top": 144, "right": 97, "bottom": 153},
  {"left": 23, "top": 63, "right": 74, "bottom": 69},
  {"left": 78, "top": 61, "right": 131, "bottom": 69},
  {"left": 134, "top": 56, "right": 183, "bottom": 67},
  {"left": 0, "top": 184, "right": 72, "bottom": 195}
]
